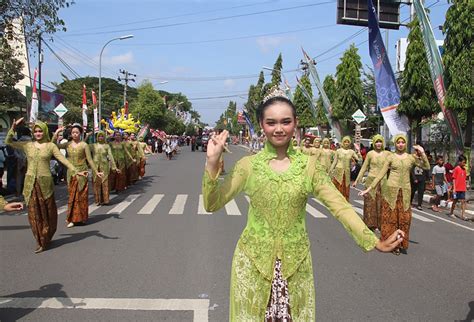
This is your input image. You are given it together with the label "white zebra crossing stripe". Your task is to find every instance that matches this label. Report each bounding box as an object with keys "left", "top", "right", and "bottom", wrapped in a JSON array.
[
  {"left": 58, "top": 205, "right": 68, "bottom": 215},
  {"left": 225, "top": 199, "right": 242, "bottom": 216},
  {"left": 353, "top": 207, "right": 363, "bottom": 216},
  {"left": 306, "top": 204, "right": 327, "bottom": 218},
  {"left": 138, "top": 194, "right": 164, "bottom": 215},
  {"left": 198, "top": 195, "right": 212, "bottom": 215},
  {"left": 169, "top": 194, "right": 188, "bottom": 215},
  {"left": 411, "top": 213, "right": 434, "bottom": 222},
  {"left": 88, "top": 194, "right": 118, "bottom": 214},
  {"left": 354, "top": 200, "right": 364, "bottom": 205},
  {"left": 107, "top": 194, "right": 140, "bottom": 214}
]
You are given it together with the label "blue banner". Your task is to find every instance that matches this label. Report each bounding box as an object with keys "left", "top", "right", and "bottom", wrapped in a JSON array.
[
  {"left": 242, "top": 110, "right": 255, "bottom": 137},
  {"left": 367, "top": 0, "right": 409, "bottom": 136}
]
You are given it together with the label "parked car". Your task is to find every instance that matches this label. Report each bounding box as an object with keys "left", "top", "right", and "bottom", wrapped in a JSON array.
[{"left": 201, "top": 135, "right": 209, "bottom": 152}]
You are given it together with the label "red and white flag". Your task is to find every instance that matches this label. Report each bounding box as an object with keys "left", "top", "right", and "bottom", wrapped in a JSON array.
[
  {"left": 91, "top": 90, "right": 99, "bottom": 131},
  {"left": 82, "top": 84, "right": 88, "bottom": 129},
  {"left": 29, "top": 69, "right": 39, "bottom": 123}
]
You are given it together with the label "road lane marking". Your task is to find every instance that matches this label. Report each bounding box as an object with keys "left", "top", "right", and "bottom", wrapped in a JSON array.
[
  {"left": 57, "top": 205, "right": 68, "bottom": 215},
  {"left": 89, "top": 194, "right": 118, "bottom": 214},
  {"left": 353, "top": 206, "right": 363, "bottom": 216},
  {"left": 354, "top": 199, "right": 364, "bottom": 205},
  {"left": 138, "top": 194, "right": 164, "bottom": 215},
  {"left": 244, "top": 195, "right": 250, "bottom": 203},
  {"left": 107, "top": 194, "right": 140, "bottom": 214},
  {"left": 306, "top": 204, "right": 327, "bottom": 218},
  {"left": 198, "top": 195, "right": 212, "bottom": 215},
  {"left": 411, "top": 213, "right": 434, "bottom": 222},
  {"left": 0, "top": 297, "right": 210, "bottom": 322},
  {"left": 169, "top": 194, "right": 188, "bottom": 215},
  {"left": 225, "top": 199, "right": 242, "bottom": 216},
  {"left": 412, "top": 208, "right": 474, "bottom": 231}
]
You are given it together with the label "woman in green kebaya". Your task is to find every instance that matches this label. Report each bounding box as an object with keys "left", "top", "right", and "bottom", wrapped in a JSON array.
[{"left": 202, "top": 88, "right": 404, "bottom": 321}]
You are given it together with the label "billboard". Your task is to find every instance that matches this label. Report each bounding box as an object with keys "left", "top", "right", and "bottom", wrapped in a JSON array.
[{"left": 26, "top": 86, "right": 64, "bottom": 124}]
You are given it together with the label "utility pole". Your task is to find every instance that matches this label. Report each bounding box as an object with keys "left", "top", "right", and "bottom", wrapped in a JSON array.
[
  {"left": 38, "top": 33, "right": 43, "bottom": 112},
  {"left": 118, "top": 69, "right": 136, "bottom": 109}
]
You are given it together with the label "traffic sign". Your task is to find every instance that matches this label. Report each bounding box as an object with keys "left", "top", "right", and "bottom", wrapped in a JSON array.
[
  {"left": 54, "top": 103, "right": 68, "bottom": 118},
  {"left": 352, "top": 109, "right": 366, "bottom": 124}
]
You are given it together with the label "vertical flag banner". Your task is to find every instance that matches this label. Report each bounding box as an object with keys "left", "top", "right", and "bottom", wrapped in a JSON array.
[
  {"left": 301, "top": 48, "right": 342, "bottom": 141},
  {"left": 413, "top": 0, "right": 464, "bottom": 153},
  {"left": 242, "top": 110, "right": 255, "bottom": 137},
  {"left": 91, "top": 90, "right": 99, "bottom": 131},
  {"left": 368, "top": 0, "right": 409, "bottom": 136},
  {"left": 82, "top": 84, "right": 88, "bottom": 129},
  {"left": 29, "top": 69, "right": 39, "bottom": 123},
  {"left": 284, "top": 79, "right": 293, "bottom": 101}
]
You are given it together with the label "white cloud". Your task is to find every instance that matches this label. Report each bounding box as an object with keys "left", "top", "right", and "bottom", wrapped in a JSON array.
[
  {"left": 223, "top": 79, "right": 236, "bottom": 89},
  {"left": 256, "top": 36, "right": 287, "bottom": 53},
  {"left": 102, "top": 51, "right": 134, "bottom": 66}
]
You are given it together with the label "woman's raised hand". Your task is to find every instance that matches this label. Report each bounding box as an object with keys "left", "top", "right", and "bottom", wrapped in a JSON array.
[
  {"left": 207, "top": 130, "right": 229, "bottom": 162},
  {"left": 55, "top": 126, "right": 65, "bottom": 135},
  {"left": 11, "top": 117, "right": 24, "bottom": 131}
]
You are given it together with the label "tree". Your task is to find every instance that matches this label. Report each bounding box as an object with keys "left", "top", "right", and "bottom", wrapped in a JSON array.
[
  {"left": 53, "top": 76, "right": 137, "bottom": 120},
  {"left": 271, "top": 53, "right": 283, "bottom": 86},
  {"left": 0, "top": 37, "right": 25, "bottom": 111},
  {"left": 333, "top": 44, "right": 365, "bottom": 134},
  {"left": 442, "top": 0, "right": 473, "bottom": 148},
  {"left": 398, "top": 17, "right": 439, "bottom": 142},
  {"left": 62, "top": 105, "right": 83, "bottom": 125},
  {"left": 1, "top": 0, "right": 73, "bottom": 47},
  {"left": 131, "top": 81, "right": 166, "bottom": 130},
  {"left": 315, "top": 75, "right": 336, "bottom": 135},
  {"left": 361, "top": 68, "right": 382, "bottom": 137},
  {"left": 293, "top": 74, "right": 315, "bottom": 131}
]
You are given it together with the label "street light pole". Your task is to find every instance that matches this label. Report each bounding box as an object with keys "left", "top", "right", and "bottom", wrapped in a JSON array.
[{"left": 98, "top": 34, "right": 133, "bottom": 129}]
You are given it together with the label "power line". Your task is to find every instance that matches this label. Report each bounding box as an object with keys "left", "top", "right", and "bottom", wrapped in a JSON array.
[
  {"left": 21, "top": 72, "right": 56, "bottom": 91},
  {"left": 62, "top": 2, "right": 335, "bottom": 37},
  {"left": 42, "top": 40, "right": 82, "bottom": 79},
  {"left": 70, "top": 24, "right": 337, "bottom": 47}
]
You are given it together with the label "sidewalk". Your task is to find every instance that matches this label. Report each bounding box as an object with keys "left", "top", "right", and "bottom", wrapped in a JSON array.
[{"left": 420, "top": 190, "right": 474, "bottom": 220}]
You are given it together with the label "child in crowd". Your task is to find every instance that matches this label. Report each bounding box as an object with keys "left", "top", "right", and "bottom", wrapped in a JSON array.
[
  {"left": 431, "top": 156, "right": 448, "bottom": 212},
  {"left": 450, "top": 155, "right": 468, "bottom": 220}
]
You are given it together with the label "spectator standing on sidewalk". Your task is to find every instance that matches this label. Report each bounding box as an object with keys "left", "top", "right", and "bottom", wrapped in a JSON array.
[
  {"left": 450, "top": 155, "right": 468, "bottom": 220},
  {"left": 411, "top": 163, "right": 427, "bottom": 210},
  {"left": 431, "top": 156, "right": 448, "bottom": 212}
]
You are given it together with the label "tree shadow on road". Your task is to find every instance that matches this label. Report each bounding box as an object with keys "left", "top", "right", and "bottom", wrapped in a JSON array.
[
  {"left": 0, "top": 225, "right": 30, "bottom": 231},
  {"left": 87, "top": 213, "right": 122, "bottom": 224},
  {"left": 49, "top": 230, "right": 119, "bottom": 249},
  {"left": 0, "top": 283, "right": 84, "bottom": 321}
]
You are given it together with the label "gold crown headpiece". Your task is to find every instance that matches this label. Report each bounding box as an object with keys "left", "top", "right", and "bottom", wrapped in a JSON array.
[{"left": 263, "top": 85, "right": 289, "bottom": 104}]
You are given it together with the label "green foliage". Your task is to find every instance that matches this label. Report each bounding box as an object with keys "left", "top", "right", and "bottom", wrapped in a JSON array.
[
  {"left": 333, "top": 44, "right": 365, "bottom": 133},
  {"left": 398, "top": 18, "right": 439, "bottom": 132},
  {"left": 361, "top": 68, "right": 381, "bottom": 136},
  {"left": 271, "top": 53, "right": 283, "bottom": 86},
  {"left": 215, "top": 101, "right": 243, "bottom": 135},
  {"left": 53, "top": 76, "right": 137, "bottom": 120},
  {"left": 62, "top": 105, "right": 83, "bottom": 125},
  {"left": 131, "top": 80, "right": 166, "bottom": 129},
  {"left": 0, "top": 38, "right": 25, "bottom": 110},
  {"left": 443, "top": 0, "right": 473, "bottom": 145},
  {"left": 293, "top": 74, "right": 315, "bottom": 129},
  {"left": 1, "top": 0, "right": 73, "bottom": 48},
  {"left": 315, "top": 75, "right": 336, "bottom": 128},
  {"left": 244, "top": 71, "right": 265, "bottom": 130}
]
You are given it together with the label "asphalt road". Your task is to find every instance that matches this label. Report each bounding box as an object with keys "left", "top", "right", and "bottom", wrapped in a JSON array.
[{"left": 0, "top": 145, "right": 473, "bottom": 321}]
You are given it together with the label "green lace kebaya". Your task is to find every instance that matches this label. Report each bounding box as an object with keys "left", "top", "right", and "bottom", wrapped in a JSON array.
[{"left": 202, "top": 141, "right": 378, "bottom": 321}]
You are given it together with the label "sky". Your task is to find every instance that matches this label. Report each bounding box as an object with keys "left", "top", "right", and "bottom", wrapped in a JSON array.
[{"left": 35, "top": 0, "right": 450, "bottom": 125}]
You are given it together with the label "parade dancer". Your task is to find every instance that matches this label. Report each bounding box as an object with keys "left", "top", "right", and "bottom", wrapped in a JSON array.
[
  {"left": 352, "top": 134, "right": 391, "bottom": 231},
  {"left": 312, "top": 137, "right": 322, "bottom": 159},
  {"left": 138, "top": 137, "right": 147, "bottom": 178},
  {"left": 301, "top": 137, "right": 316, "bottom": 156},
  {"left": 109, "top": 131, "right": 133, "bottom": 192},
  {"left": 129, "top": 133, "right": 140, "bottom": 183},
  {"left": 202, "top": 89, "right": 404, "bottom": 321},
  {"left": 122, "top": 132, "right": 137, "bottom": 185},
  {"left": 319, "top": 138, "right": 334, "bottom": 173},
  {"left": 90, "top": 131, "right": 119, "bottom": 205},
  {"left": 7, "top": 119, "right": 86, "bottom": 252},
  {"left": 329, "top": 136, "right": 361, "bottom": 200},
  {"left": 360, "top": 134, "right": 429, "bottom": 255},
  {"left": 53, "top": 124, "right": 103, "bottom": 228}
]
